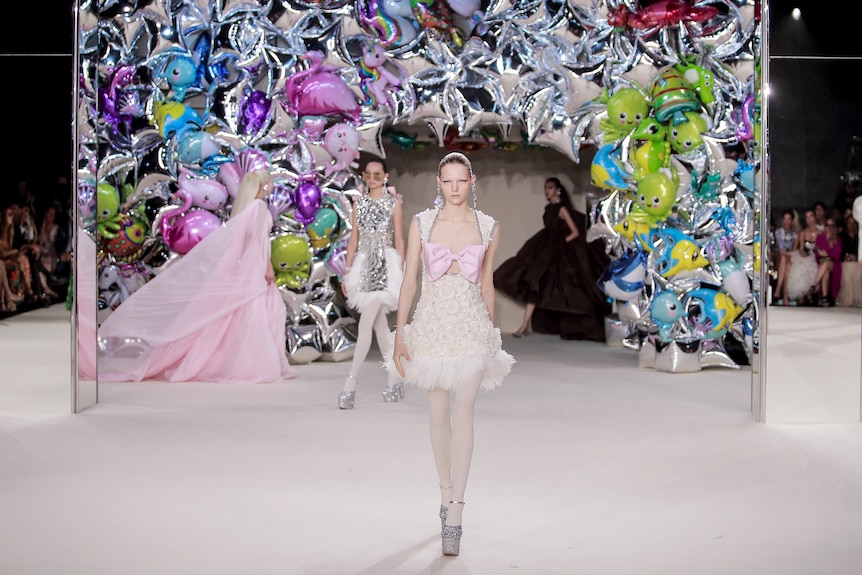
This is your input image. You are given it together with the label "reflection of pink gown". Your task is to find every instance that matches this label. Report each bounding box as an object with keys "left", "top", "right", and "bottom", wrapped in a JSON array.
[
  {"left": 76, "top": 228, "right": 98, "bottom": 380},
  {"left": 98, "top": 199, "right": 298, "bottom": 383}
]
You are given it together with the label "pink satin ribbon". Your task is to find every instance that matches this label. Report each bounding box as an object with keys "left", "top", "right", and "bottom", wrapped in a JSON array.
[{"left": 424, "top": 242, "right": 484, "bottom": 283}]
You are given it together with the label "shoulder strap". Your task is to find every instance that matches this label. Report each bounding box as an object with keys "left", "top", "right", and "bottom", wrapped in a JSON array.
[
  {"left": 475, "top": 210, "right": 497, "bottom": 248},
  {"left": 415, "top": 208, "right": 438, "bottom": 243}
]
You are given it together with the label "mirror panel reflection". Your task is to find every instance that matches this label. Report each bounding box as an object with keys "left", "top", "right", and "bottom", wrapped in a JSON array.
[
  {"left": 84, "top": 0, "right": 762, "bottom": 407},
  {"left": 760, "top": 2, "right": 862, "bottom": 423},
  {"left": 74, "top": 0, "right": 98, "bottom": 412}
]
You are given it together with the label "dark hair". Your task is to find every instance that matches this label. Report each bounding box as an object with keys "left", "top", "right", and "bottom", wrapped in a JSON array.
[
  {"left": 781, "top": 209, "right": 794, "bottom": 219},
  {"left": 545, "top": 177, "right": 575, "bottom": 214},
  {"left": 813, "top": 200, "right": 827, "bottom": 211},
  {"left": 365, "top": 158, "right": 388, "bottom": 172}
]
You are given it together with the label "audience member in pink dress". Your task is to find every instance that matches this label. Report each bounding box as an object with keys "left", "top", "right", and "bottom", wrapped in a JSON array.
[
  {"left": 811, "top": 217, "right": 843, "bottom": 307},
  {"left": 98, "top": 170, "right": 298, "bottom": 383}
]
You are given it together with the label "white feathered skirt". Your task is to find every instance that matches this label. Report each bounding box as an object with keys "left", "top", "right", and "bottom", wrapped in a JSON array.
[{"left": 343, "top": 247, "right": 403, "bottom": 314}]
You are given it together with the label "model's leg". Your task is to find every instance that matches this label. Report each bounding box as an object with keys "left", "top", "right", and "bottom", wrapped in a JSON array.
[
  {"left": 371, "top": 307, "right": 399, "bottom": 389},
  {"left": 445, "top": 373, "right": 483, "bottom": 527},
  {"left": 516, "top": 302, "right": 536, "bottom": 335},
  {"left": 782, "top": 259, "right": 792, "bottom": 301},
  {"left": 343, "top": 298, "right": 384, "bottom": 393},
  {"left": 775, "top": 254, "right": 788, "bottom": 298},
  {"left": 427, "top": 388, "right": 452, "bottom": 507}
]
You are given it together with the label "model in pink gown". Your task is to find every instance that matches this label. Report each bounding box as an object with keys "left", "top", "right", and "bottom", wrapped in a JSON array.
[{"left": 97, "top": 194, "right": 297, "bottom": 383}]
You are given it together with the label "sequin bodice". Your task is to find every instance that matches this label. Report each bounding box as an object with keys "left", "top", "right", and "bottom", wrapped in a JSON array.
[{"left": 355, "top": 194, "right": 397, "bottom": 293}]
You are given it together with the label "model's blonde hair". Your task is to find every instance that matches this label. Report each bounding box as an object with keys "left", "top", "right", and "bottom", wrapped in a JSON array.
[{"left": 230, "top": 169, "right": 270, "bottom": 218}]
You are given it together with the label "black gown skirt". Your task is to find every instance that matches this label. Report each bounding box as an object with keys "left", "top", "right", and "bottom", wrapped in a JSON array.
[{"left": 494, "top": 203, "right": 611, "bottom": 341}]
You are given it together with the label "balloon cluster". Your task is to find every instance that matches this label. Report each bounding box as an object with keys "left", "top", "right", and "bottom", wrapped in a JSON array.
[{"left": 76, "top": 0, "right": 760, "bottom": 368}]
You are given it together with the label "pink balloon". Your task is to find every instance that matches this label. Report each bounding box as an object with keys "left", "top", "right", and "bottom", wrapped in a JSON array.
[
  {"left": 285, "top": 51, "right": 361, "bottom": 121},
  {"left": 159, "top": 191, "right": 222, "bottom": 255}
]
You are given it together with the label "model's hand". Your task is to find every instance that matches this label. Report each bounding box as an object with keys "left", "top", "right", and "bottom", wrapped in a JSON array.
[
  {"left": 392, "top": 331, "right": 410, "bottom": 378},
  {"left": 265, "top": 267, "right": 275, "bottom": 285}
]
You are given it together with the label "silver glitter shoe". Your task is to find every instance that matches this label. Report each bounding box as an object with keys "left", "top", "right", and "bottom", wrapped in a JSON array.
[
  {"left": 442, "top": 524, "right": 463, "bottom": 556},
  {"left": 381, "top": 385, "right": 400, "bottom": 402},
  {"left": 338, "top": 390, "right": 355, "bottom": 409},
  {"left": 442, "top": 500, "right": 464, "bottom": 556},
  {"left": 395, "top": 381, "right": 405, "bottom": 399}
]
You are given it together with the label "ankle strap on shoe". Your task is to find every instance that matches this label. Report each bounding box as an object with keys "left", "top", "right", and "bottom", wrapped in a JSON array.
[{"left": 448, "top": 500, "right": 465, "bottom": 506}]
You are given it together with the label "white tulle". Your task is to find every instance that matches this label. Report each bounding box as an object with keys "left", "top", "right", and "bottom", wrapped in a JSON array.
[{"left": 343, "top": 247, "right": 403, "bottom": 313}]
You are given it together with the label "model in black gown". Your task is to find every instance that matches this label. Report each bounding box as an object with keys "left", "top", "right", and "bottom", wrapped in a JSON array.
[{"left": 494, "top": 177, "right": 610, "bottom": 341}]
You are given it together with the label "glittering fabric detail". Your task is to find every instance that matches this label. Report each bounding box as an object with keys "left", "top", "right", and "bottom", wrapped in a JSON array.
[
  {"left": 356, "top": 195, "right": 397, "bottom": 292},
  {"left": 344, "top": 195, "right": 403, "bottom": 313}
]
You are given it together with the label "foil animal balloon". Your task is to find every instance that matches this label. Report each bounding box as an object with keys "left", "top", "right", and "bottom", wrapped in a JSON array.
[
  {"left": 358, "top": 42, "right": 403, "bottom": 109},
  {"left": 653, "top": 228, "right": 708, "bottom": 277},
  {"left": 635, "top": 171, "right": 677, "bottom": 222},
  {"left": 271, "top": 234, "right": 313, "bottom": 290},
  {"left": 684, "top": 287, "right": 744, "bottom": 340},
  {"left": 102, "top": 216, "right": 148, "bottom": 262},
  {"left": 410, "top": 0, "right": 463, "bottom": 48},
  {"left": 159, "top": 55, "right": 199, "bottom": 101},
  {"left": 97, "top": 182, "right": 127, "bottom": 239},
  {"left": 598, "top": 249, "right": 647, "bottom": 302},
  {"left": 600, "top": 88, "right": 649, "bottom": 143},
  {"left": 650, "top": 67, "right": 702, "bottom": 125},
  {"left": 307, "top": 207, "right": 340, "bottom": 251},
  {"left": 356, "top": 0, "right": 420, "bottom": 49},
  {"left": 176, "top": 166, "right": 229, "bottom": 211},
  {"left": 591, "top": 143, "right": 633, "bottom": 191},
  {"left": 614, "top": 214, "right": 658, "bottom": 251},
  {"left": 675, "top": 60, "right": 716, "bottom": 107},
  {"left": 650, "top": 290, "right": 685, "bottom": 342},
  {"left": 157, "top": 190, "right": 222, "bottom": 255},
  {"left": 151, "top": 100, "right": 203, "bottom": 139},
  {"left": 177, "top": 131, "right": 223, "bottom": 167},
  {"left": 284, "top": 51, "right": 361, "bottom": 122},
  {"left": 323, "top": 123, "right": 361, "bottom": 176},
  {"left": 668, "top": 111, "right": 708, "bottom": 155},
  {"left": 631, "top": 118, "right": 671, "bottom": 180},
  {"left": 292, "top": 174, "right": 323, "bottom": 225}
]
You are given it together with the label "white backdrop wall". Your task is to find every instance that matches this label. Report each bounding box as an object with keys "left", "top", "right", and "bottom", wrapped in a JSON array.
[{"left": 373, "top": 143, "right": 601, "bottom": 334}]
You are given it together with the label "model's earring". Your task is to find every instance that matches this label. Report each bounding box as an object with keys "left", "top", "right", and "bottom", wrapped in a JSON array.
[
  {"left": 434, "top": 183, "right": 443, "bottom": 209},
  {"left": 472, "top": 182, "right": 477, "bottom": 209}
]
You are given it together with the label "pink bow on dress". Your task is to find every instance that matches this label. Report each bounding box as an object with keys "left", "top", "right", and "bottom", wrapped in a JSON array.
[{"left": 424, "top": 242, "right": 484, "bottom": 283}]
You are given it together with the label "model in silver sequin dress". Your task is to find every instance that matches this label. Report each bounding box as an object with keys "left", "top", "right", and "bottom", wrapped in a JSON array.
[{"left": 338, "top": 159, "right": 406, "bottom": 410}]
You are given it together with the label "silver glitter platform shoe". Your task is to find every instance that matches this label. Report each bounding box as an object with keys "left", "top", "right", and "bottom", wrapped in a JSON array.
[
  {"left": 338, "top": 376, "right": 357, "bottom": 409},
  {"left": 441, "top": 501, "right": 464, "bottom": 556},
  {"left": 382, "top": 381, "right": 404, "bottom": 403},
  {"left": 338, "top": 390, "right": 355, "bottom": 409},
  {"left": 442, "top": 524, "right": 463, "bottom": 556}
]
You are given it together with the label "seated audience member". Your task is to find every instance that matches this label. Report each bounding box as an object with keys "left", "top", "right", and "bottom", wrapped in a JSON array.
[
  {"left": 837, "top": 215, "right": 862, "bottom": 307},
  {"left": 808, "top": 217, "right": 842, "bottom": 307},
  {"left": 772, "top": 209, "right": 798, "bottom": 305}
]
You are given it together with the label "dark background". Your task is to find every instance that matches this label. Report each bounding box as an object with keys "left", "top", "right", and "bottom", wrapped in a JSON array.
[
  {"left": 767, "top": 0, "right": 862, "bottom": 222},
  {"left": 0, "top": 3, "right": 74, "bottom": 209},
  {"left": 1, "top": 1, "right": 859, "bottom": 223}
]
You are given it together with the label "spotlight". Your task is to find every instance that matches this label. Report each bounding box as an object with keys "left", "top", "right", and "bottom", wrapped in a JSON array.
[{"left": 791, "top": 7, "right": 801, "bottom": 20}]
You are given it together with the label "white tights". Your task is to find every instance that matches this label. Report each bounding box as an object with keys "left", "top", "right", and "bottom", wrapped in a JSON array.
[
  {"left": 343, "top": 298, "right": 397, "bottom": 391},
  {"left": 428, "top": 373, "right": 483, "bottom": 527}
]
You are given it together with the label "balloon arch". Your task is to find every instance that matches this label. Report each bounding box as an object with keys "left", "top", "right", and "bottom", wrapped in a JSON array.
[{"left": 79, "top": 0, "right": 762, "bottom": 371}]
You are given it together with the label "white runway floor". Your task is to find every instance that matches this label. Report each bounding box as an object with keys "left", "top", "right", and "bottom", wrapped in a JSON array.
[{"left": 2, "top": 305, "right": 862, "bottom": 574}]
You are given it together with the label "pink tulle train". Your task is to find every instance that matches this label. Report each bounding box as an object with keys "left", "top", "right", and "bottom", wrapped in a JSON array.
[{"left": 97, "top": 200, "right": 297, "bottom": 383}]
